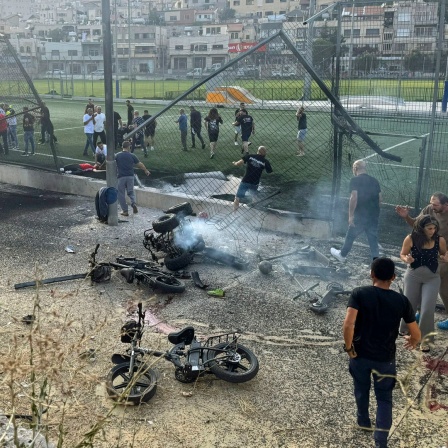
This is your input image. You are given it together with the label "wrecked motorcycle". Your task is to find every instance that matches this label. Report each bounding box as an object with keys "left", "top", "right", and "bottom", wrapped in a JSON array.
[
  {"left": 144, "top": 204, "right": 248, "bottom": 271},
  {"left": 106, "top": 303, "right": 259, "bottom": 404},
  {"left": 89, "top": 245, "right": 186, "bottom": 293}
]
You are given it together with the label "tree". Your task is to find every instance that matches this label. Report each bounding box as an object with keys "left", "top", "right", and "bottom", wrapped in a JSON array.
[
  {"left": 404, "top": 50, "right": 426, "bottom": 72},
  {"left": 218, "top": 8, "right": 236, "bottom": 22},
  {"left": 353, "top": 51, "right": 379, "bottom": 72},
  {"left": 48, "top": 28, "right": 65, "bottom": 43}
]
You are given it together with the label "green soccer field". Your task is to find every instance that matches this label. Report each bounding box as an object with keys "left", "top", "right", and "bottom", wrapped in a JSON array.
[{"left": 8, "top": 96, "right": 448, "bottom": 210}]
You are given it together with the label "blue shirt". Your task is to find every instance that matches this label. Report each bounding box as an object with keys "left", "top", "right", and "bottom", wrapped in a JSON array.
[
  {"left": 115, "top": 151, "right": 139, "bottom": 178},
  {"left": 177, "top": 114, "right": 187, "bottom": 132}
]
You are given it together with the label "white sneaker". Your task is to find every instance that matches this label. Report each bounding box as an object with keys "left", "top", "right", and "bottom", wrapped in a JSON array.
[
  {"left": 234, "top": 141, "right": 239, "bottom": 146},
  {"left": 150, "top": 146, "right": 154, "bottom": 151},
  {"left": 330, "top": 248, "right": 346, "bottom": 263}
]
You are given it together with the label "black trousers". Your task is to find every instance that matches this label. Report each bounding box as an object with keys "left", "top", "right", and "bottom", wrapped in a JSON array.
[
  {"left": 94, "top": 130, "right": 106, "bottom": 147},
  {"left": 191, "top": 128, "right": 204, "bottom": 147}
]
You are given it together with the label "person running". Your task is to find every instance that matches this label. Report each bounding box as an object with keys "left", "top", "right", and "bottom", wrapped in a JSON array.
[
  {"left": 296, "top": 106, "right": 307, "bottom": 156},
  {"left": 232, "top": 146, "right": 272, "bottom": 211},
  {"left": 115, "top": 141, "right": 150, "bottom": 217},
  {"left": 343, "top": 257, "right": 420, "bottom": 448},
  {"left": 189, "top": 105, "right": 205, "bottom": 149},
  {"left": 204, "top": 107, "right": 223, "bottom": 159},
  {"left": 233, "top": 108, "right": 254, "bottom": 155},
  {"left": 142, "top": 109, "right": 156, "bottom": 154},
  {"left": 234, "top": 102, "right": 245, "bottom": 146}
]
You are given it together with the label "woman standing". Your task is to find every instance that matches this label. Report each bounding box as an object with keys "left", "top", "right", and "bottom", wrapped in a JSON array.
[
  {"left": 399, "top": 215, "right": 447, "bottom": 352},
  {"left": 204, "top": 108, "right": 223, "bottom": 159}
]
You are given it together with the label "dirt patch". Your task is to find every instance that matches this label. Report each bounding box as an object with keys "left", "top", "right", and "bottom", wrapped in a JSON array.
[{"left": 0, "top": 186, "right": 447, "bottom": 448}]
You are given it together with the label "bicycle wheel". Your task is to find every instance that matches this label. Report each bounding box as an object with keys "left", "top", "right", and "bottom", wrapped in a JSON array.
[
  {"left": 106, "top": 362, "right": 157, "bottom": 404},
  {"left": 204, "top": 342, "right": 259, "bottom": 383},
  {"left": 151, "top": 275, "right": 185, "bottom": 293}
]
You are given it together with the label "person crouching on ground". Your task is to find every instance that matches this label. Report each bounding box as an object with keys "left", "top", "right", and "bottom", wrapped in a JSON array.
[
  {"left": 115, "top": 141, "right": 150, "bottom": 217},
  {"left": 232, "top": 146, "right": 272, "bottom": 211},
  {"left": 343, "top": 257, "right": 420, "bottom": 448}
]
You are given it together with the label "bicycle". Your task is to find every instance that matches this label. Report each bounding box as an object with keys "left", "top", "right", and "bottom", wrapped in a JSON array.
[
  {"left": 89, "top": 245, "right": 186, "bottom": 294},
  {"left": 106, "top": 303, "right": 259, "bottom": 404}
]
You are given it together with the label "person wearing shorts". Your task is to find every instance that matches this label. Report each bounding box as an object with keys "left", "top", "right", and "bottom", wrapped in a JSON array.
[
  {"left": 204, "top": 107, "right": 223, "bottom": 159},
  {"left": 296, "top": 106, "right": 307, "bottom": 156},
  {"left": 142, "top": 110, "right": 156, "bottom": 154},
  {"left": 234, "top": 102, "right": 245, "bottom": 146},
  {"left": 233, "top": 109, "right": 254, "bottom": 155},
  {"left": 232, "top": 146, "right": 272, "bottom": 211}
]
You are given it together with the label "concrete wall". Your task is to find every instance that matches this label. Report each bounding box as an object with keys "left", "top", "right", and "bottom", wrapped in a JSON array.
[{"left": 0, "top": 164, "right": 331, "bottom": 238}]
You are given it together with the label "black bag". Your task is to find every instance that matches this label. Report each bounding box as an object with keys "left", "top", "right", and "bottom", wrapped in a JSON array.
[
  {"left": 90, "top": 265, "right": 112, "bottom": 283},
  {"left": 120, "top": 321, "right": 140, "bottom": 343}
]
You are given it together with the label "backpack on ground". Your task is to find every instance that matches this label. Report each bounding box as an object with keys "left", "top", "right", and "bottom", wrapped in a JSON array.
[{"left": 95, "top": 187, "right": 118, "bottom": 223}]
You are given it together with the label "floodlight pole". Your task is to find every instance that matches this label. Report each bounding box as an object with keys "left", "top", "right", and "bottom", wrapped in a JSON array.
[{"left": 102, "top": 0, "right": 118, "bottom": 226}]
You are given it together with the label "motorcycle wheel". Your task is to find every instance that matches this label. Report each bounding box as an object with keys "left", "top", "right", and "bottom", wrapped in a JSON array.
[
  {"left": 151, "top": 275, "right": 185, "bottom": 293},
  {"left": 152, "top": 214, "right": 179, "bottom": 233},
  {"left": 164, "top": 251, "right": 192, "bottom": 271},
  {"left": 164, "top": 202, "right": 193, "bottom": 217},
  {"left": 204, "top": 342, "right": 259, "bottom": 383},
  {"left": 106, "top": 362, "right": 157, "bottom": 404}
]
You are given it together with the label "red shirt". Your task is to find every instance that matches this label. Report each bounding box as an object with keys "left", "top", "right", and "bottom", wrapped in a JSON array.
[{"left": 0, "top": 113, "right": 7, "bottom": 132}]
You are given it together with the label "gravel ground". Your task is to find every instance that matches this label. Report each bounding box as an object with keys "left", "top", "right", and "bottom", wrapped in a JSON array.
[{"left": 0, "top": 183, "right": 447, "bottom": 448}]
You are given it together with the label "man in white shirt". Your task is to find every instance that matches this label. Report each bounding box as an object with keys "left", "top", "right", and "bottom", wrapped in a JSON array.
[
  {"left": 95, "top": 141, "right": 107, "bottom": 169},
  {"left": 93, "top": 106, "right": 106, "bottom": 148},
  {"left": 83, "top": 108, "right": 95, "bottom": 156}
]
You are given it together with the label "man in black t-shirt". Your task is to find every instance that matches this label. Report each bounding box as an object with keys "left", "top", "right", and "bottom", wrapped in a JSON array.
[
  {"left": 232, "top": 145, "right": 272, "bottom": 211},
  {"left": 343, "top": 257, "right": 420, "bottom": 448},
  {"left": 233, "top": 102, "right": 245, "bottom": 145},
  {"left": 331, "top": 159, "right": 381, "bottom": 262},
  {"left": 142, "top": 109, "right": 157, "bottom": 154},
  {"left": 296, "top": 106, "right": 307, "bottom": 156},
  {"left": 233, "top": 109, "right": 254, "bottom": 155},
  {"left": 189, "top": 106, "right": 205, "bottom": 149}
]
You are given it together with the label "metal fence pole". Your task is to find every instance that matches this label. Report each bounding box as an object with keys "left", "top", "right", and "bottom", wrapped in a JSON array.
[{"left": 421, "top": 0, "right": 446, "bottom": 205}]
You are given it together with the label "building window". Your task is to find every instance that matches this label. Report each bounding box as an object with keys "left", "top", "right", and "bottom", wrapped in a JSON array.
[
  {"left": 382, "top": 43, "right": 392, "bottom": 51},
  {"left": 396, "top": 28, "right": 410, "bottom": 37},
  {"left": 68, "top": 50, "right": 78, "bottom": 56},
  {"left": 118, "top": 48, "right": 129, "bottom": 55},
  {"left": 395, "top": 43, "right": 407, "bottom": 52},
  {"left": 170, "top": 16, "right": 177, "bottom": 21},
  {"left": 383, "top": 32, "right": 393, "bottom": 41},
  {"left": 175, "top": 45, "right": 184, "bottom": 50},
  {"left": 344, "top": 29, "right": 351, "bottom": 37},
  {"left": 174, "top": 58, "right": 186, "bottom": 70},
  {"left": 353, "top": 29, "right": 360, "bottom": 37},
  {"left": 212, "top": 44, "right": 223, "bottom": 50},
  {"left": 365, "top": 29, "right": 379, "bottom": 36},
  {"left": 51, "top": 50, "right": 60, "bottom": 57},
  {"left": 134, "top": 33, "right": 140, "bottom": 39},
  {"left": 265, "top": 11, "right": 273, "bottom": 16},
  {"left": 266, "top": 0, "right": 273, "bottom": 3},
  {"left": 135, "top": 46, "right": 151, "bottom": 54},
  {"left": 415, "top": 27, "right": 435, "bottom": 38},
  {"left": 233, "top": 0, "right": 240, "bottom": 5},
  {"left": 246, "top": 0, "right": 253, "bottom": 4},
  {"left": 397, "top": 13, "right": 411, "bottom": 22},
  {"left": 417, "top": 43, "right": 432, "bottom": 51},
  {"left": 139, "top": 63, "right": 149, "bottom": 73},
  {"left": 88, "top": 49, "right": 99, "bottom": 56},
  {"left": 230, "top": 32, "right": 239, "bottom": 39},
  {"left": 191, "top": 44, "right": 207, "bottom": 51}
]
